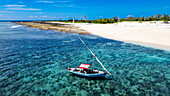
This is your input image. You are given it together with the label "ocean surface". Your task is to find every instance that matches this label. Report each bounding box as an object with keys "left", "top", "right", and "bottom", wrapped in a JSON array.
[{"left": 0, "top": 22, "right": 170, "bottom": 96}]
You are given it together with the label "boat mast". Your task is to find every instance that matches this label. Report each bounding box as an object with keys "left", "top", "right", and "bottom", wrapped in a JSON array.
[
  {"left": 91, "top": 52, "right": 96, "bottom": 71},
  {"left": 77, "top": 35, "right": 113, "bottom": 76}
]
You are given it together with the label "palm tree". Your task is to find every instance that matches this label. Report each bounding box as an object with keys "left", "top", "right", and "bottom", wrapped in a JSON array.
[
  {"left": 140, "top": 17, "right": 145, "bottom": 21},
  {"left": 113, "top": 17, "right": 118, "bottom": 22},
  {"left": 150, "top": 15, "right": 153, "bottom": 21},
  {"left": 154, "top": 15, "right": 157, "bottom": 21},
  {"left": 163, "top": 14, "right": 169, "bottom": 23},
  {"left": 157, "top": 14, "right": 162, "bottom": 20}
]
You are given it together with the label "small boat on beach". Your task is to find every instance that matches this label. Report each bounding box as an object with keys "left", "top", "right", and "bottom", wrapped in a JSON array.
[{"left": 67, "top": 36, "right": 112, "bottom": 78}]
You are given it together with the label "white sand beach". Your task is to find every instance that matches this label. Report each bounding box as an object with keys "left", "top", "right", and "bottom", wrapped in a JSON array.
[{"left": 72, "top": 21, "right": 170, "bottom": 51}]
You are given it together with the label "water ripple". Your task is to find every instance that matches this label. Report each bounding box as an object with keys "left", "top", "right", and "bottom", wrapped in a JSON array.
[{"left": 0, "top": 23, "right": 170, "bottom": 96}]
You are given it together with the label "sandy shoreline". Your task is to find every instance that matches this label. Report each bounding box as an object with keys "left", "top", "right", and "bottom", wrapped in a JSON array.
[
  {"left": 72, "top": 21, "right": 170, "bottom": 51},
  {"left": 17, "top": 22, "right": 89, "bottom": 34},
  {"left": 18, "top": 21, "right": 170, "bottom": 51}
]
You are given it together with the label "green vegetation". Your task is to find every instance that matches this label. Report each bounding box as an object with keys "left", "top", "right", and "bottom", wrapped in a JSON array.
[
  {"left": 120, "top": 14, "right": 170, "bottom": 23},
  {"left": 56, "top": 14, "right": 170, "bottom": 24}
]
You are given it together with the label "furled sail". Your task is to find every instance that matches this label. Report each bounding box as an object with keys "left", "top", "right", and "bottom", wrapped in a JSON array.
[{"left": 77, "top": 35, "right": 113, "bottom": 76}]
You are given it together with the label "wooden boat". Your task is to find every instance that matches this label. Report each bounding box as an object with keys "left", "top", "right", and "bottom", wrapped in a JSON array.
[
  {"left": 67, "top": 36, "right": 113, "bottom": 78},
  {"left": 68, "top": 63, "right": 107, "bottom": 78}
]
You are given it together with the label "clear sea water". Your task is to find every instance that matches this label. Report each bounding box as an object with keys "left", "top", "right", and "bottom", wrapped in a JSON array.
[{"left": 0, "top": 22, "right": 170, "bottom": 96}]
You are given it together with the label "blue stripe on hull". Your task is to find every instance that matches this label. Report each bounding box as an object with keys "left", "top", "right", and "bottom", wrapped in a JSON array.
[{"left": 69, "top": 71, "right": 106, "bottom": 77}]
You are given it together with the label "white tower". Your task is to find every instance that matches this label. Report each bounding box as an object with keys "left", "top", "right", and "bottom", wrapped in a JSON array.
[{"left": 73, "top": 16, "right": 75, "bottom": 23}]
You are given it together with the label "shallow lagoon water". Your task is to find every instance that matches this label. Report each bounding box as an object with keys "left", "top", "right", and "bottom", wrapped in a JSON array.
[{"left": 0, "top": 23, "right": 170, "bottom": 96}]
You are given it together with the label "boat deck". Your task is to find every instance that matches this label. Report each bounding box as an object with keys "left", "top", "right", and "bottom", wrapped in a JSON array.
[{"left": 69, "top": 68, "right": 105, "bottom": 74}]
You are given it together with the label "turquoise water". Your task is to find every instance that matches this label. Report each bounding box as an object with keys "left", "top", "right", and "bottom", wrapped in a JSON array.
[{"left": 0, "top": 23, "right": 170, "bottom": 96}]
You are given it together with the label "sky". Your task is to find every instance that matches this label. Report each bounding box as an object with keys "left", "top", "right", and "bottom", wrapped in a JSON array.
[{"left": 0, "top": 0, "right": 170, "bottom": 20}]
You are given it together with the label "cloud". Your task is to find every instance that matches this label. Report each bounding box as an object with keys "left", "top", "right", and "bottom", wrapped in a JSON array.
[
  {"left": 42, "top": 16, "right": 48, "bottom": 18},
  {"left": 36, "top": 1, "right": 54, "bottom": 3},
  {"left": 36, "top": 0, "right": 71, "bottom": 3},
  {"left": 127, "top": 15, "right": 133, "bottom": 17},
  {"left": 54, "top": 4, "right": 74, "bottom": 7},
  {"left": 29, "top": 16, "right": 38, "bottom": 18},
  {"left": 55, "top": 1, "right": 71, "bottom": 3},
  {"left": 4, "top": 5, "right": 26, "bottom": 7},
  {"left": 37, "top": 12, "right": 43, "bottom": 14},
  {"left": 28, "top": 16, "right": 56, "bottom": 19},
  {"left": 7, "top": 8, "right": 41, "bottom": 11},
  {"left": 61, "top": 16, "right": 71, "bottom": 19},
  {"left": 0, "top": 11, "right": 13, "bottom": 13},
  {"left": 3, "top": 4, "right": 42, "bottom": 11},
  {"left": 54, "top": 4, "right": 87, "bottom": 8}
]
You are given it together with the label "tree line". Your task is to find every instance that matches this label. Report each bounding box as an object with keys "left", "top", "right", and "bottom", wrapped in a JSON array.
[
  {"left": 120, "top": 14, "right": 169, "bottom": 22},
  {"left": 59, "top": 14, "right": 170, "bottom": 24}
]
